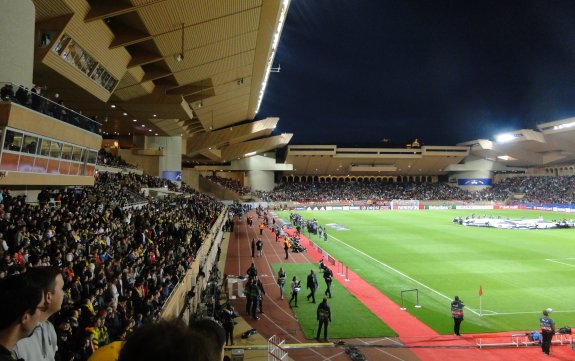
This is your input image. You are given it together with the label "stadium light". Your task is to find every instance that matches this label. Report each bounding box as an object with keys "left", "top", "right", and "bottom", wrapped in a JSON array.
[
  {"left": 553, "top": 121, "right": 575, "bottom": 130},
  {"left": 495, "top": 133, "right": 516, "bottom": 143},
  {"left": 255, "top": 0, "right": 290, "bottom": 113},
  {"left": 497, "top": 155, "right": 510, "bottom": 161}
]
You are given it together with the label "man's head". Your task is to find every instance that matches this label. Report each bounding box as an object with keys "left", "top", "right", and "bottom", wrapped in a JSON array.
[
  {"left": 454, "top": 296, "right": 460, "bottom": 301},
  {"left": 0, "top": 274, "right": 44, "bottom": 343},
  {"left": 26, "top": 266, "right": 64, "bottom": 319},
  {"left": 119, "top": 319, "right": 225, "bottom": 361},
  {"left": 543, "top": 309, "right": 549, "bottom": 316}
]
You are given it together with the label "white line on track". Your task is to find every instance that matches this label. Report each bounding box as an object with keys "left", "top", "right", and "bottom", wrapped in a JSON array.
[
  {"left": 354, "top": 338, "right": 407, "bottom": 360},
  {"left": 243, "top": 215, "right": 327, "bottom": 358}
]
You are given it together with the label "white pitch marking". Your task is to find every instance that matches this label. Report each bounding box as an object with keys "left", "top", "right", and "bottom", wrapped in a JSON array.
[
  {"left": 328, "top": 234, "right": 481, "bottom": 316},
  {"left": 545, "top": 258, "right": 575, "bottom": 268}
]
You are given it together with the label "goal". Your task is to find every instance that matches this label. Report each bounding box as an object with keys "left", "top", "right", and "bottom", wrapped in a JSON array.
[{"left": 391, "top": 199, "right": 419, "bottom": 210}]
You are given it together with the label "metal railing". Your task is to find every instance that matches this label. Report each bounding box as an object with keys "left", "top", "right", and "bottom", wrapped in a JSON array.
[{"left": 0, "top": 82, "right": 101, "bottom": 134}]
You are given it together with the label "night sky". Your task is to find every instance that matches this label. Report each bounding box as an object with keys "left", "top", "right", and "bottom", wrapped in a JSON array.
[{"left": 258, "top": 0, "right": 575, "bottom": 147}]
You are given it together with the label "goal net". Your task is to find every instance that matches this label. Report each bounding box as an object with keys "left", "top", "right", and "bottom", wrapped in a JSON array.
[{"left": 391, "top": 199, "right": 419, "bottom": 210}]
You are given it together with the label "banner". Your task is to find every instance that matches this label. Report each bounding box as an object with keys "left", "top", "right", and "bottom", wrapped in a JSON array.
[
  {"left": 427, "top": 205, "right": 451, "bottom": 210},
  {"left": 456, "top": 205, "right": 494, "bottom": 210},
  {"left": 457, "top": 178, "right": 492, "bottom": 186},
  {"left": 161, "top": 170, "right": 181, "bottom": 181}
]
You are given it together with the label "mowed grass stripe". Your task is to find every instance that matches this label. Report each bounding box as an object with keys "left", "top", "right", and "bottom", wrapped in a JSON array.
[
  {"left": 277, "top": 209, "right": 575, "bottom": 334},
  {"left": 270, "top": 263, "right": 397, "bottom": 338}
]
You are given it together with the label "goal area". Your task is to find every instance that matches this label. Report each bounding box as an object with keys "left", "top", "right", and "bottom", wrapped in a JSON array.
[{"left": 391, "top": 199, "right": 419, "bottom": 210}]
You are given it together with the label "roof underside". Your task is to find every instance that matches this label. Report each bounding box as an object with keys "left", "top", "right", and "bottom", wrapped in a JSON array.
[{"left": 31, "top": 0, "right": 291, "bottom": 162}]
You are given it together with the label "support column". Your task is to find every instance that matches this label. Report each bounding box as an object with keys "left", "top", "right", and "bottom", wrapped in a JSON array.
[
  {"left": 247, "top": 170, "right": 274, "bottom": 191},
  {"left": 145, "top": 136, "right": 182, "bottom": 182}
]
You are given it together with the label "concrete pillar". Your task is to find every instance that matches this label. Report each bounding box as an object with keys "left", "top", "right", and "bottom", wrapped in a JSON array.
[
  {"left": 247, "top": 170, "right": 274, "bottom": 191},
  {"left": 0, "top": 0, "right": 35, "bottom": 88},
  {"left": 145, "top": 136, "right": 182, "bottom": 182}
]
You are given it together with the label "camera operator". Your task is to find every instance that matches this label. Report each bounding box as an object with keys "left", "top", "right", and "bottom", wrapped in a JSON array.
[
  {"left": 450, "top": 296, "right": 465, "bottom": 336},
  {"left": 220, "top": 303, "right": 236, "bottom": 346}
]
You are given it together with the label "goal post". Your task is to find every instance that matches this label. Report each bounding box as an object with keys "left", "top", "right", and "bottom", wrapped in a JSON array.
[
  {"left": 391, "top": 199, "right": 420, "bottom": 210},
  {"left": 400, "top": 288, "right": 422, "bottom": 310}
]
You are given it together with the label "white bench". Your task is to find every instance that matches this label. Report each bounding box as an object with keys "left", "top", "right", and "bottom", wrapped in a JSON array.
[
  {"left": 511, "top": 332, "right": 572, "bottom": 347},
  {"left": 477, "top": 332, "right": 572, "bottom": 349}
]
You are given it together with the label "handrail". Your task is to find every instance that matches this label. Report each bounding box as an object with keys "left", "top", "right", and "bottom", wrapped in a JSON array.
[{"left": 0, "top": 82, "right": 102, "bottom": 135}]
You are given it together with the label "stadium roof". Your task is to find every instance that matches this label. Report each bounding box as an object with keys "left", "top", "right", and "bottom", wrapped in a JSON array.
[
  {"left": 31, "top": 0, "right": 292, "bottom": 162},
  {"left": 459, "top": 117, "right": 575, "bottom": 169},
  {"left": 28, "top": 1, "right": 575, "bottom": 174},
  {"left": 284, "top": 144, "right": 469, "bottom": 177},
  {"left": 284, "top": 116, "right": 575, "bottom": 176}
]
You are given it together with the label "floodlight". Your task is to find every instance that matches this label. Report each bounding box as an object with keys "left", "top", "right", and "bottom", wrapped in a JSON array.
[{"left": 495, "top": 133, "right": 515, "bottom": 143}]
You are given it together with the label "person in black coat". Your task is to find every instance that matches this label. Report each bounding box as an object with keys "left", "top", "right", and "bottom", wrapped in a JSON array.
[
  {"left": 306, "top": 270, "right": 318, "bottom": 303},
  {"left": 220, "top": 303, "right": 235, "bottom": 346},
  {"left": 316, "top": 298, "right": 332, "bottom": 342}
]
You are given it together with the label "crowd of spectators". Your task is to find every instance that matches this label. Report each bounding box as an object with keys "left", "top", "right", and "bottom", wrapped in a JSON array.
[
  {"left": 97, "top": 149, "right": 137, "bottom": 169},
  {"left": 96, "top": 171, "right": 178, "bottom": 193},
  {"left": 0, "top": 172, "right": 223, "bottom": 361},
  {"left": 253, "top": 181, "right": 481, "bottom": 203},
  {"left": 253, "top": 175, "right": 575, "bottom": 205},
  {"left": 205, "top": 175, "right": 251, "bottom": 195},
  {"left": 489, "top": 175, "right": 575, "bottom": 204}
]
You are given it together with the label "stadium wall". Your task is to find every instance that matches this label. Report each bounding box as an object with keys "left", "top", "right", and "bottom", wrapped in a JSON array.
[
  {"left": 246, "top": 170, "right": 274, "bottom": 191},
  {"left": 118, "top": 148, "right": 160, "bottom": 176}
]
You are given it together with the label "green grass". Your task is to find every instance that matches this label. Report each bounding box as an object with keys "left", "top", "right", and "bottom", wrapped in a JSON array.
[
  {"left": 271, "top": 263, "right": 396, "bottom": 339},
  {"left": 276, "top": 209, "right": 575, "bottom": 335}
]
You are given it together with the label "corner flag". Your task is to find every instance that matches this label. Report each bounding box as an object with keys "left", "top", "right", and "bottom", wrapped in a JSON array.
[{"left": 479, "top": 285, "right": 483, "bottom": 297}]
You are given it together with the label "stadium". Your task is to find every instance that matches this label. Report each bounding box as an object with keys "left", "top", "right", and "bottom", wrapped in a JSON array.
[{"left": 1, "top": 1, "right": 575, "bottom": 360}]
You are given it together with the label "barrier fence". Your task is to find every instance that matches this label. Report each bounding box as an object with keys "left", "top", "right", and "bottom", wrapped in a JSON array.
[
  {"left": 267, "top": 335, "right": 288, "bottom": 361},
  {"left": 309, "top": 238, "right": 350, "bottom": 282}
]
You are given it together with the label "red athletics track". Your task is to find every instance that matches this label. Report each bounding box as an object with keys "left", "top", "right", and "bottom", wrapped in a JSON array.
[
  {"left": 224, "top": 211, "right": 573, "bottom": 360},
  {"left": 224, "top": 212, "right": 418, "bottom": 360}
]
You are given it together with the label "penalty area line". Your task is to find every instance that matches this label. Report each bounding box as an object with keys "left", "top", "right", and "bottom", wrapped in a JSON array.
[
  {"left": 545, "top": 258, "right": 575, "bottom": 268},
  {"left": 327, "top": 234, "right": 481, "bottom": 317},
  {"left": 478, "top": 309, "right": 575, "bottom": 317}
]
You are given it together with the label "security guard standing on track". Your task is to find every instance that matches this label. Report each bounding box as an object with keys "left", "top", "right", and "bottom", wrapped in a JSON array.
[
  {"left": 540, "top": 308, "right": 555, "bottom": 355},
  {"left": 316, "top": 297, "right": 332, "bottom": 342},
  {"left": 450, "top": 296, "right": 464, "bottom": 336},
  {"left": 248, "top": 278, "right": 260, "bottom": 320}
]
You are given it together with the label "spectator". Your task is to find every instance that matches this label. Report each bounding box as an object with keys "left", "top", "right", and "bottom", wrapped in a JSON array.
[
  {"left": 118, "top": 318, "right": 225, "bottom": 361},
  {"left": 0, "top": 274, "right": 44, "bottom": 358},
  {"left": 13, "top": 266, "right": 65, "bottom": 361}
]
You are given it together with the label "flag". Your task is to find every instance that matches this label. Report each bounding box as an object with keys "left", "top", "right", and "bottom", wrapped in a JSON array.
[{"left": 479, "top": 285, "right": 483, "bottom": 297}]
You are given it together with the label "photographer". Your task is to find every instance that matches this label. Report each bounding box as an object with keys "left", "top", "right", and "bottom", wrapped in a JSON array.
[
  {"left": 277, "top": 267, "right": 286, "bottom": 299},
  {"left": 288, "top": 276, "right": 301, "bottom": 308},
  {"left": 220, "top": 303, "right": 236, "bottom": 346},
  {"left": 450, "top": 296, "right": 465, "bottom": 336}
]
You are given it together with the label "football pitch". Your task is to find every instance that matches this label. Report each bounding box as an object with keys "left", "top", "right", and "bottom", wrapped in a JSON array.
[{"left": 276, "top": 209, "right": 575, "bottom": 334}]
